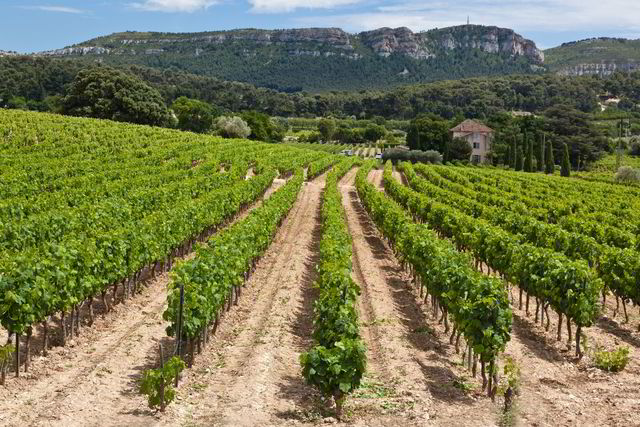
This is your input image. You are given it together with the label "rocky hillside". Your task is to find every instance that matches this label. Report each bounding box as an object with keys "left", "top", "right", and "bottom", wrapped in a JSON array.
[
  {"left": 545, "top": 38, "right": 640, "bottom": 76},
  {"left": 38, "top": 25, "right": 545, "bottom": 92}
]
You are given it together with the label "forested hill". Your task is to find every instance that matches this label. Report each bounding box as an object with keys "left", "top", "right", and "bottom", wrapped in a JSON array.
[
  {"left": 37, "top": 25, "right": 545, "bottom": 92},
  {"left": 545, "top": 38, "right": 640, "bottom": 76},
  {"left": 3, "top": 55, "right": 640, "bottom": 120}
]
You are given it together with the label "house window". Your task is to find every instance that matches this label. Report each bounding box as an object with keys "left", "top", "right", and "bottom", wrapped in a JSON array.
[
  {"left": 472, "top": 155, "right": 481, "bottom": 164},
  {"left": 473, "top": 142, "right": 480, "bottom": 149}
]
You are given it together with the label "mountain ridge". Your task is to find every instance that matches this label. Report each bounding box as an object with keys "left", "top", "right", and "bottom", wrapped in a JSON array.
[
  {"left": 44, "top": 25, "right": 544, "bottom": 63},
  {"left": 35, "top": 25, "right": 545, "bottom": 91},
  {"left": 544, "top": 37, "right": 640, "bottom": 76}
]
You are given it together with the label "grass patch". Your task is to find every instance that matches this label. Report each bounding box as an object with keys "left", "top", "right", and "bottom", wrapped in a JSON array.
[
  {"left": 498, "top": 401, "right": 519, "bottom": 427},
  {"left": 352, "top": 378, "right": 396, "bottom": 399},
  {"left": 452, "top": 377, "right": 475, "bottom": 393},
  {"left": 412, "top": 325, "right": 436, "bottom": 336}
]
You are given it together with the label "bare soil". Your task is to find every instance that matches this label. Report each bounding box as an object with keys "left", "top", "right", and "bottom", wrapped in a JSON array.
[
  {"left": 368, "top": 169, "right": 384, "bottom": 191},
  {"left": 502, "top": 291, "right": 640, "bottom": 427},
  {"left": 336, "top": 168, "right": 498, "bottom": 426},
  {"left": 159, "top": 173, "right": 327, "bottom": 427}
]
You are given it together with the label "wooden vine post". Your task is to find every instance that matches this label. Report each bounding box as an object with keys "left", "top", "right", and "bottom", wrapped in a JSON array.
[
  {"left": 15, "top": 333, "right": 19, "bottom": 378},
  {"left": 159, "top": 343, "right": 166, "bottom": 412},
  {"left": 174, "top": 284, "right": 184, "bottom": 387}
]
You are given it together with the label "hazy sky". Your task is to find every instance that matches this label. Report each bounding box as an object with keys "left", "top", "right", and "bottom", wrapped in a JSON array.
[{"left": 2, "top": 0, "right": 640, "bottom": 53}]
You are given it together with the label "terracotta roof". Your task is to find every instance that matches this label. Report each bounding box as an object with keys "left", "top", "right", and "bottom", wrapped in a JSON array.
[{"left": 450, "top": 119, "right": 494, "bottom": 133}]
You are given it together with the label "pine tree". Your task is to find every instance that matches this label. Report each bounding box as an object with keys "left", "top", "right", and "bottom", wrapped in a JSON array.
[
  {"left": 524, "top": 139, "right": 533, "bottom": 172},
  {"left": 515, "top": 146, "right": 524, "bottom": 171},
  {"left": 537, "top": 135, "right": 545, "bottom": 172},
  {"left": 561, "top": 143, "right": 571, "bottom": 177},
  {"left": 545, "top": 140, "right": 554, "bottom": 174},
  {"left": 510, "top": 138, "right": 517, "bottom": 169}
]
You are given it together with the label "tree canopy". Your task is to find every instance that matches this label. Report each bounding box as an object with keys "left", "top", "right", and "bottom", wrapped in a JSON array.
[
  {"left": 406, "top": 115, "right": 452, "bottom": 153},
  {"left": 62, "top": 67, "right": 171, "bottom": 126},
  {"left": 171, "top": 96, "right": 218, "bottom": 133}
]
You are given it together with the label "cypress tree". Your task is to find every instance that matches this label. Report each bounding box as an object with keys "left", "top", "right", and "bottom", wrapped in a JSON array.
[
  {"left": 506, "top": 145, "right": 512, "bottom": 168},
  {"left": 545, "top": 140, "right": 554, "bottom": 174},
  {"left": 524, "top": 139, "right": 533, "bottom": 172},
  {"left": 510, "top": 138, "right": 517, "bottom": 169},
  {"left": 515, "top": 146, "right": 524, "bottom": 171},
  {"left": 561, "top": 143, "right": 571, "bottom": 177},
  {"left": 537, "top": 135, "right": 545, "bottom": 172}
]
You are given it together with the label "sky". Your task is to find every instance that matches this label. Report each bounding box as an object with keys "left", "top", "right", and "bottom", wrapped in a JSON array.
[{"left": 2, "top": 0, "right": 640, "bottom": 53}]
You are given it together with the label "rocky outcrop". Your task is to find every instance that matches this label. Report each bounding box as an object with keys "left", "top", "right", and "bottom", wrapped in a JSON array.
[
  {"left": 359, "top": 27, "right": 433, "bottom": 59},
  {"left": 41, "top": 46, "right": 110, "bottom": 56},
  {"left": 422, "top": 25, "right": 544, "bottom": 63},
  {"left": 545, "top": 37, "right": 640, "bottom": 76},
  {"left": 0, "top": 50, "right": 19, "bottom": 57},
  {"left": 557, "top": 62, "right": 640, "bottom": 76},
  {"left": 96, "top": 28, "right": 353, "bottom": 49},
  {"left": 37, "top": 25, "right": 545, "bottom": 64}
]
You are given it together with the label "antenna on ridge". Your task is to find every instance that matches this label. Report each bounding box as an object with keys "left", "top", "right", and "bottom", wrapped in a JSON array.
[{"left": 467, "top": 16, "right": 470, "bottom": 25}]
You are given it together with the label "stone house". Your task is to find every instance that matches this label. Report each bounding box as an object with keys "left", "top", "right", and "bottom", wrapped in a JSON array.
[{"left": 449, "top": 119, "right": 494, "bottom": 164}]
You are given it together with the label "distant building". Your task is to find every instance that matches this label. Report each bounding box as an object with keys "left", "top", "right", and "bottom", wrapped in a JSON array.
[{"left": 450, "top": 119, "right": 494, "bottom": 164}]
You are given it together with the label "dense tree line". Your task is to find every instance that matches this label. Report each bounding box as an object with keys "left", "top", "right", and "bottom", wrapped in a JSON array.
[
  {"left": 0, "top": 56, "right": 635, "bottom": 164},
  {"left": 406, "top": 108, "right": 610, "bottom": 169},
  {"left": 3, "top": 56, "right": 640, "bottom": 122}
]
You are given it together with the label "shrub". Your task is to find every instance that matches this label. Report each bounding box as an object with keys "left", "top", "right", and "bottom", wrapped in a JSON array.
[
  {"left": 593, "top": 346, "right": 630, "bottom": 372},
  {"left": 614, "top": 166, "right": 640, "bottom": 184},
  {"left": 215, "top": 116, "right": 251, "bottom": 139},
  {"left": 241, "top": 111, "right": 285, "bottom": 143},
  {"left": 318, "top": 118, "right": 336, "bottom": 142},
  {"left": 630, "top": 138, "right": 640, "bottom": 156},
  {"left": 0, "top": 344, "right": 14, "bottom": 385},
  {"left": 139, "top": 356, "right": 185, "bottom": 411},
  {"left": 300, "top": 131, "right": 321, "bottom": 143},
  {"left": 382, "top": 148, "right": 442, "bottom": 164}
]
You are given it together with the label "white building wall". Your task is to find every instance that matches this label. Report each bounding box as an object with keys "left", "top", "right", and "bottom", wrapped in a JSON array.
[{"left": 452, "top": 131, "right": 492, "bottom": 163}]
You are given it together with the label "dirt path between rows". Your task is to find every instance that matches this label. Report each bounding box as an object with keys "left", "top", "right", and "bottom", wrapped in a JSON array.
[
  {"left": 368, "top": 168, "right": 384, "bottom": 191},
  {"left": 330, "top": 169, "right": 497, "bottom": 426},
  {"left": 160, "top": 173, "right": 327, "bottom": 427},
  {"left": 391, "top": 167, "right": 407, "bottom": 186},
  {"left": 0, "top": 176, "right": 287, "bottom": 427}
]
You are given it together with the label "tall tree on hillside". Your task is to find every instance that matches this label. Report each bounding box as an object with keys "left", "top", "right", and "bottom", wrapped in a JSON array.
[
  {"left": 545, "top": 140, "right": 555, "bottom": 174},
  {"left": 510, "top": 138, "right": 517, "bottom": 169},
  {"left": 406, "top": 115, "right": 451, "bottom": 153},
  {"left": 506, "top": 145, "right": 512, "bottom": 168},
  {"left": 241, "top": 111, "right": 285, "bottom": 143},
  {"left": 524, "top": 138, "right": 533, "bottom": 172},
  {"left": 561, "top": 143, "right": 571, "bottom": 177},
  {"left": 448, "top": 137, "right": 473, "bottom": 162},
  {"left": 515, "top": 146, "right": 524, "bottom": 171},
  {"left": 543, "top": 105, "right": 608, "bottom": 167},
  {"left": 62, "top": 67, "right": 172, "bottom": 126},
  {"left": 537, "top": 135, "right": 545, "bottom": 172},
  {"left": 363, "top": 124, "right": 387, "bottom": 143},
  {"left": 171, "top": 96, "right": 217, "bottom": 133},
  {"left": 318, "top": 118, "right": 336, "bottom": 142}
]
